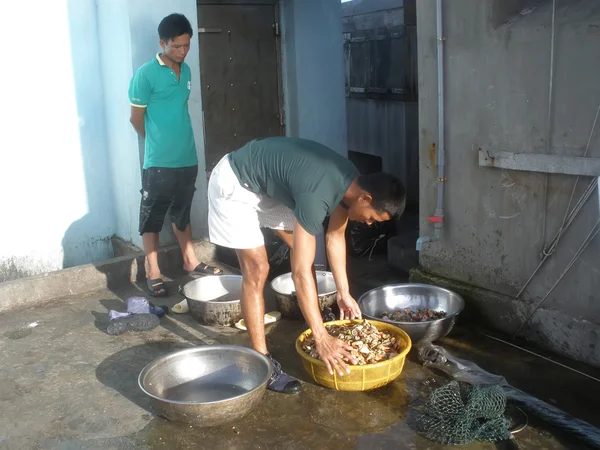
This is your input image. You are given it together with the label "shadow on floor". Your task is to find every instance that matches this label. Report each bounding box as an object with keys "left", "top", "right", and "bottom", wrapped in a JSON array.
[{"left": 95, "top": 341, "right": 196, "bottom": 413}]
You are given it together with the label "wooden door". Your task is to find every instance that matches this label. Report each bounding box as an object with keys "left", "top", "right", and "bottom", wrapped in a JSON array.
[{"left": 197, "top": 2, "right": 283, "bottom": 171}]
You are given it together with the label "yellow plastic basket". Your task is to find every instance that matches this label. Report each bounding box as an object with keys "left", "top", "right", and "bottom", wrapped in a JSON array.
[{"left": 295, "top": 319, "right": 412, "bottom": 391}]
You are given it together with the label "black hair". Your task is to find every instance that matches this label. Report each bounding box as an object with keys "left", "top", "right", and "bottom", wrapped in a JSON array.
[
  {"left": 357, "top": 173, "right": 406, "bottom": 219},
  {"left": 158, "top": 13, "right": 193, "bottom": 42}
]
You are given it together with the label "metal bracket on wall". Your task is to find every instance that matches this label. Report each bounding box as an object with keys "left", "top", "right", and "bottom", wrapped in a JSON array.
[{"left": 479, "top": 150, "right": 600, "bottom": 177}]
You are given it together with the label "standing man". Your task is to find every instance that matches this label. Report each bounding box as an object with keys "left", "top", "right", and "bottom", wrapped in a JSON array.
[
  {"left": 208, "top": 137, "right": 406, "bottom": 394},
  {"left": 129, "top": 13, "right": 222, "bottom": 297}
]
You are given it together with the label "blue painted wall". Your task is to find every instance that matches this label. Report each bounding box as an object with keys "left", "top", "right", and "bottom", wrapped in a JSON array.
[
  {"left": 281, "top": 0, "right": 348, "bottom": 268},
  {"left": 281, "top": 0, "right": 348, "bottom": 156},
  {"left": 0, "top": 0, "right": 115, "bottom": 282},
  {"left": 0, "top": 0, "right": 348, "bottom": 281},
  {"left": 97, "top": 0, "right": 141, "bottom": 248}
]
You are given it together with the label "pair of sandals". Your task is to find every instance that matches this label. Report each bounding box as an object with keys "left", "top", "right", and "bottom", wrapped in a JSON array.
[{"left": 146, "top": 263, "right": 223, "bottom": 297}]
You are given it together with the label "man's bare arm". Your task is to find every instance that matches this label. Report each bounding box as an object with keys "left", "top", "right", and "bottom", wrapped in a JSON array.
[
  {"left": 292, "top": 221, "right": 355, "bottom": 375},
  {"left": 291, "top": 221, "right": 323, "bottom": 335},
  {"left": 325, "top": 205, "right": 362, "bottom": 319},
  {"left": 130, "top": 106, "right": 146, "bottom": 138},
  {"left": 326, "top": 205, "right": 350, "bottom": 297}
]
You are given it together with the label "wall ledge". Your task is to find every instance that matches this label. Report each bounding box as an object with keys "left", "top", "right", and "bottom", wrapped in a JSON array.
[
  {"left": 0, "top": 240, "right": 217, "bottom": 315},
  {"left": 410, "top": 267, "right": 600, "bottom": 369}
]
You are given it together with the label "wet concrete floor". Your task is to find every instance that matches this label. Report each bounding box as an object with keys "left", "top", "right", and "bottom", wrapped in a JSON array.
[{"left": 1, "top": 260, "right": 599, "bottom": 449}]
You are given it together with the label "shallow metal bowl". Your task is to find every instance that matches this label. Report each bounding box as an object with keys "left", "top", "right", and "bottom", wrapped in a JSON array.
[
  {"left": 138, "top": 345, "right": 272, "bottom": 427},
  {"left": 271, "top": 271, "right": 338, "bottom": 319},
  {"left": 358, "top": 283, "right": 465, "bottom": 345},
  {"left": 181, "top": 275, "right": 243, "bottom": 326}
]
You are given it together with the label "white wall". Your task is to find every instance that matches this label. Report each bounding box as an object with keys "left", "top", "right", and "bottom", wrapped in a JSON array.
[{"left": 0, "top": 0, "right": 115, "bottom": 281}]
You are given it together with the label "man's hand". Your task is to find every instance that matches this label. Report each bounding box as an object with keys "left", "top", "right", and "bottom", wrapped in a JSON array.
[
  {"left": 130, "top": 105, "right": 146, "bottom": 139},
  {"left": 337, "top": 293, "right": 362, "bottom": 320},
  {"left": 314, "top": 332, "right": 356, "bottom": 376}
]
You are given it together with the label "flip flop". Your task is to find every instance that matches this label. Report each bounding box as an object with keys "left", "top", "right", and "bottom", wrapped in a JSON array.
[
  {"left": 234, "top": 311, "right": 281, "bottom": 331},
  {"left": 189, "top": 262, "right": 223, "bottom": 275},
  {"left": 172, "top": 299, "right": 189, "bottom": 314},
  {"left": 146, "top": 278, "right": 168, "bottom": 297}
]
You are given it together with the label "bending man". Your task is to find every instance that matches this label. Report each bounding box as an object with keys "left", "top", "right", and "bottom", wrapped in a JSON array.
[{"left": 207, "top": 137, "right": 405, "bottom": 394}]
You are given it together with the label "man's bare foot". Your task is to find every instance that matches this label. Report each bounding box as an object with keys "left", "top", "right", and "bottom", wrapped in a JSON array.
[{"left": 184, "top": 261, "right": 223, "bottom": 275}]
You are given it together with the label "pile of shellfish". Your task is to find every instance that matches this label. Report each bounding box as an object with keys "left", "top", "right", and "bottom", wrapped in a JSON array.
[
  {"left": 380, "top": 307, "right": 446, "bottom": 322},
  {"left": 301, "top": 320, "right": 403, "bottom": 365}
]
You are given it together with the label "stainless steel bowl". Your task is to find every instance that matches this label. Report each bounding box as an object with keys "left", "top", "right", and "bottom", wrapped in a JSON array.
[
  {"left": 138, "top": 345, "right": 272, "bottom": 427},
  {"left": 181, "top": 275, "right": 243, "bottom": 326},
  {"left": 358, "top": 283, "right": 465, "bottom": 345},
  {"left": 271, "top": 271, "right": 338, "bottom": 319}
]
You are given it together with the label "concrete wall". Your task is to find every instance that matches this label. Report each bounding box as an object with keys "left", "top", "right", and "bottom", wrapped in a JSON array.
[
  {"left": 0, "top": 0, "right": 115, "bottom": 282},
  {"left": 281, "top": 0, "right": 348, "bottom": 156},
  {"left": 416, "top": 0, "right": 600, "bottom": 365}
]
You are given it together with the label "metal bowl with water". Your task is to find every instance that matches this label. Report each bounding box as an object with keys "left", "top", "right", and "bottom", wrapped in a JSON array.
[
  {"left": 358, "top": 283, "right": 465, "bottom": 345},
  {"left": 180, "top": 275, "right": 243, "bottom": 326},
  {"left": 271, "top": 271, "right": 338, "bottom": 319},
  {"left": 138, "top": 345, "right": 272, "bottom": 427}
]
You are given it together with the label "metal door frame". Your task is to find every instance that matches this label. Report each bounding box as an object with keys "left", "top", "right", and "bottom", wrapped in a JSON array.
[{"left": 196, "top": 0, "right": 286, "bottom": 173}]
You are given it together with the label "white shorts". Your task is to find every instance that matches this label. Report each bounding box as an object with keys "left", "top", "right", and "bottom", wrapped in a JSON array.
[{"left": 208, "top": 154, "right": 296, "bottom": 249}]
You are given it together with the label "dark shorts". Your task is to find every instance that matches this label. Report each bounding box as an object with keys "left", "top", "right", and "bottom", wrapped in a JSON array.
[{"left": 139, "top": 165, "right": 198, "bottom": 235}]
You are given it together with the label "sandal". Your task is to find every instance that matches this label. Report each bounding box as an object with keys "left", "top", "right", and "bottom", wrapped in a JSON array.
[
  {"left": 146, "top": 278, "right": 168, "bottom": 297},
  {"left": 188, "top": 262, "right": 223, "bottom": 275}
]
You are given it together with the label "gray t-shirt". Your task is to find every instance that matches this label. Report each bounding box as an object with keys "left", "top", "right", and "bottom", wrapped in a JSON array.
[{"left": 228, "top": 137, "right": 359, "bottom": 235}]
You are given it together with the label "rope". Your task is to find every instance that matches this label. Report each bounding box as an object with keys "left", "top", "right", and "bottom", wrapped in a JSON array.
[
  {"left": 512, "top": 218, "right": 600, "bottom": 340},
  {"left": 543, "top": 103, "right": 600, "bottom": 258},
  {"left": 480, "top": 332, "right": 600, "bottom": 384},
  {"left": 367, "top": 234, "right": 386, "bottom": 261},
  {"left": 540, "top": 0, "right": 557, "bottom": 248},
  {"left": 516, "top": 178, "right": 598, "bottom": 299}
]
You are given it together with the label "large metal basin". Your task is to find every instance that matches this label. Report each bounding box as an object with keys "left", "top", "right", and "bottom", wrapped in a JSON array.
[
  {"left": 271, "top": 271, "right": 337, "bottom": 319},
  {"left": 138, "top": 345, "right": 272, "bottom": 427},
  {"left": 180, "top": 275, "right": 243, "bottom": 326},
  {"left": 358, "top": 283, "right": 465, "bottom": 346}
]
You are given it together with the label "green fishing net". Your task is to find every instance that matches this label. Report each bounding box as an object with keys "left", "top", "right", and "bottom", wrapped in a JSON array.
[{"left": 415, "top": 380, "right": 512, "bottom": 445}]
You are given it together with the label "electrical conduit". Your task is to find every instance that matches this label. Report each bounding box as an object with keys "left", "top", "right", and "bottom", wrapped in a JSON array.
[{"left": 417, "top": 0, "right": 446, "bottom": 252}]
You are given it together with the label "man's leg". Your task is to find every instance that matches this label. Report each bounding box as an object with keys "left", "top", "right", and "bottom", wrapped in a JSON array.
[
  {"left": 142, "top": 232, "right": 161, "bottom": 281},
  {"left": 172, "top": 224, "right": 221, "bottom": 274},
  {"left": 235, "top": 246, "right": 270, "bottom": 354},
  {"left": 171, "top": 165, "right": 222, "bottom": 275},
  {"left": 139, "top": 168, "right": 171, "bottom": 296},
  {"left": 236, "top": 244, "right": 301, "bottom": 394}
]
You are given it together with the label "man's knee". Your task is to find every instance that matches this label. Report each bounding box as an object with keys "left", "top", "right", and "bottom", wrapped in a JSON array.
[{"left": 237, "top": 249, "right": 269, "bottom": 287}]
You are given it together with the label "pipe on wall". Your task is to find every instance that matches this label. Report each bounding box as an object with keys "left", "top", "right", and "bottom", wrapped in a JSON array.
[{"left": 416, "top": 0, "right": 446, "bottom": 252}]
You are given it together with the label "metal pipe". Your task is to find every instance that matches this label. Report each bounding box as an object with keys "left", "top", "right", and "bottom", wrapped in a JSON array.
[{"left": 417, "top": 0, "right": 445, "bottom": 252}]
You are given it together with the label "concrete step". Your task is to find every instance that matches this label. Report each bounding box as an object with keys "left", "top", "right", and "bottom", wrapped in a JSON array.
[{"left": 0, "top": 240, "right": 221, "bottom": 314}]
